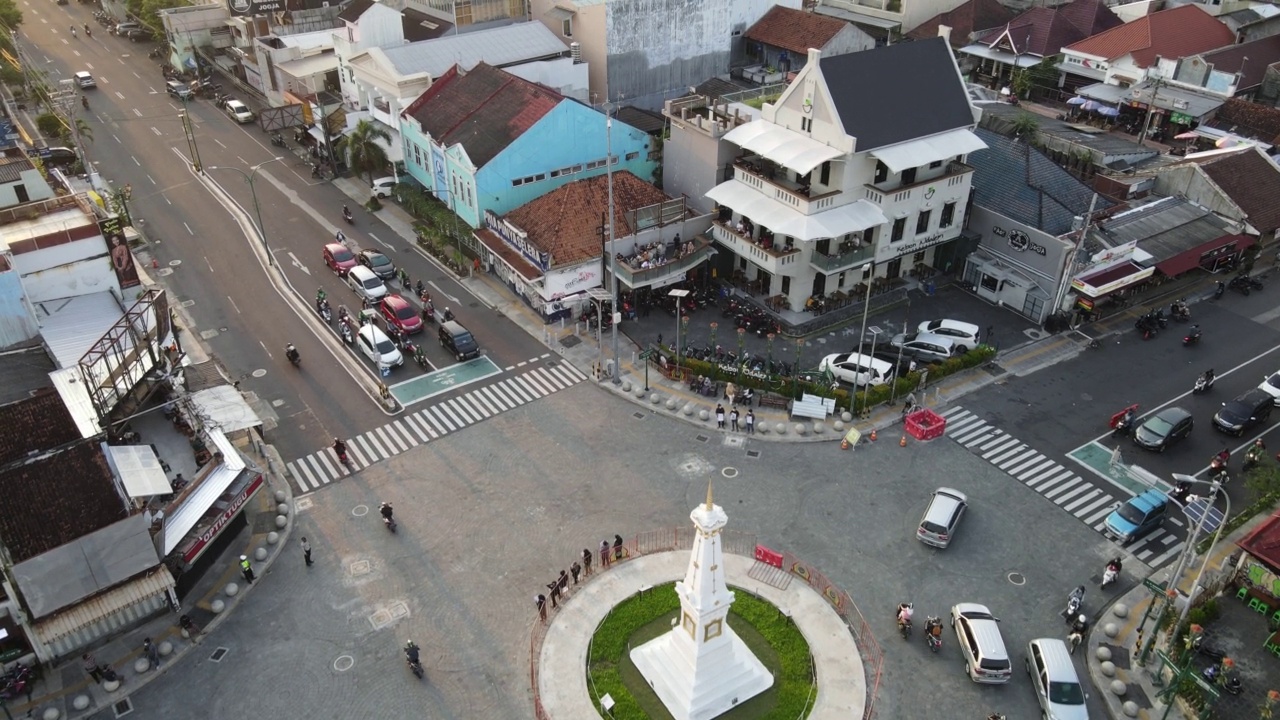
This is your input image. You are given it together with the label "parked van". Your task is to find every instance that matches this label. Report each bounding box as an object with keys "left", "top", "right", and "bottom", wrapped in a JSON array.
[
  {"left": 951, "top": 603, "right": 1011, "bottom": 683},
  {"left": 1026, "top": 638, "right": 1089, "bottom": 720}
]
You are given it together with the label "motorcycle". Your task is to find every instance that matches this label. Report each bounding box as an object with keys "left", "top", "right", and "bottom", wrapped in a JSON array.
[
  {"left": 895, "top": 602, "right": 913, "bottom": 640},
  {"left": 1214, "top": 281, "right": 1226, "bottom": 300},
  {"left": 1063, "top": 585, "right": 1084, "bottom": 622},
  {"left": 311, "top": 164, "right": 324, "bottom": 180},
  {"left": 81, "top": 95, "right": 89, "bottom": 111},
  {"left": 1183, "top": 328, "right": 1201, "bottom": 346},
  {"left": 404, "top": 341, "right": 429, "bottom": 368},
  {"left": 404, "top": 641, "right": 424, "bottom": 679},
  {"left": 333, "top": 441, "right": 350, "bottom": 467},
  {"left": 1110, "top": 405, "right": 1138, "bottom": 439},
  {"left": 1101, "top": 558, "right": 1122, "bottom": 588},
  {"left": 1170, "top": 480, "right": 1192, "bottom": 504},
  {"left": 1193, "top": 372, "right": 1215, "bottom": 394},
  {"left": 270, "top": 132, "right": 286, "bottom": 148},
  {"left": 1210, "top": 450, "right": 1229, "bottom": 473},
  {"left": 1244, "top": 443, "right": 1266, "bottom": 471},
  {"left": 1203, "top": 664, "right": 1243, "bottom": 695},
  {"left": 923, "top": 617, "right": 942, "bottom": 652},
  {"left": 285, "top": 343, "right": 300, "bottom": 367},
  {"left": 1170, "top": 300, "right": 1190, "bottom": 321},
  {"left": 380, "top": 502, "right": 397, "bottom": 533},
  {"left": 343, "top": 207, "right": 354, "bottom": 225},
  {"left": 317, "top": 297, "right": 332, "bottom": 323}
]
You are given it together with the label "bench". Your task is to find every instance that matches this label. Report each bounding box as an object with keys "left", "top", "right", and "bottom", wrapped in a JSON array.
[
  {"left": 791, "top": 398, "right": 827, "bottom": 419},
  {"left": 758, "top": 393, "right": 790, "bottom": 410},
  {"left": 802, "top": 393, "right": 837, "bottom": 417}
]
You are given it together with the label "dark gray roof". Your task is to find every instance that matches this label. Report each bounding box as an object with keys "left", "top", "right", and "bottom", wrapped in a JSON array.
[
  {"left": 969, "top": 128, "right": 1110, "bottom": 236},
  {"left": 0, "top": 342, "right": 55, "bottom": 405},
  {"left": 337, "top": 0, "right": 374, "bottom": 23},
  {"left": 1094, "top": 196, "right": 1235, "bottom": 259},
  {"left": 820, "top": 37, "right": 974, "bottom": 152},
  {"left": 614, "top": 106, "right": 666, "bottom": 135}
]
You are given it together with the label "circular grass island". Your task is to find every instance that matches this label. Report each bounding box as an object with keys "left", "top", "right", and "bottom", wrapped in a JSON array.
[{"left": 587, "top": 582, "right": 815, "bottom": 719}]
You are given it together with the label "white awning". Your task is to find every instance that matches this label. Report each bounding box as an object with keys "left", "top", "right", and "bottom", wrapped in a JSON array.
[
  {"left": 957, "top": 44, "right": 1042, "bottom": 68},
  {"left": 33, "top": 566, "right": 174, "bottom": 645},
  {"left": 870, "top": 128, "right": 987, "bottom": 174},
  {"left": 723, "top": 120, "right": 844, "bottom": 176},
  {"left": 706, "top": 181, "right": 887, "bottom": 241},
  {"left": 107, "top": 445, "right": 173, "bottom": 498},
  {"left": 543, "top": 5, "right": 574, "bottom": 20},
  {"left": 189, "top": 385, "right": 262, "bottom": 434},
  {"left": 162, "top": 430, "right": 246, "bottom": 556}
]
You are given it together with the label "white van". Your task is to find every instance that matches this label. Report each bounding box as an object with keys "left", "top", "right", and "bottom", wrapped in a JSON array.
[
  {"left": 818, "top": 352, "right": 894, "bottom": 387},
  {"left": 346, "top": 265, "right": 387, "bottom": 302},
  {"left": 356, "top": 324, "right": 403, "bottom": 368},
  {"left": 1026, "top": 638, "right": 1089, "bottom": 719}
]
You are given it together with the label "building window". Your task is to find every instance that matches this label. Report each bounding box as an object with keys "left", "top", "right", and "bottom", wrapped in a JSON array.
[
  {"left": 913, "top": 250, "right": 925, "bottom": 263},
  {"left": 940, "top": 202, "right": 956, "bottom": 228},
  {"left": 625, "top": 151, "right": 638, "bottom": 161},
  {"left": 916, "top": 210, "right": 931, "bottom": 235},
  {"left": 902, "top": 167, "right": 917, "bottom": 186},
  {"left": 874, "top": 161, "right": 888, "bottom": 184},
  {"left": 455, "top": 0, "right": 473, "bottom": 26},
  {"left": 819, "top": 161, "right": 830, "bottom": 185},
  {"left": 801, "top": 117, "right": 812, "bottom": 132},
  {"left": 929, "top": 159, "right": 942, "bottom": 169},
  {"left": 562, "top": 18, "right": 572, "bottom": 37},
  {"left": 780, "top": 276, "right": 790, "bottom": 295},
  {"left": 14, "top": 184, "right": 28, "bottom": 203},
  {"left": 891, "top": 217, "right": 906, "bottom": 242}
]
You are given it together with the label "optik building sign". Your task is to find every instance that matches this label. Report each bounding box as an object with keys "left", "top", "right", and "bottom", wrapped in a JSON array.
[{"left": 229, "top": 0, "right": 287, "bottom": 16}]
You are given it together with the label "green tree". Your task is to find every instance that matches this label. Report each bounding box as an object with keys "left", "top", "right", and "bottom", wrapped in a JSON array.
[
  {"left": 36, "top": 112, "right": 63, "bottom": 138},
  {"left": 0, "top": 0, "right": 24, "bottom": 32},
  {"left": 339, "top": 119, "right": 391, "bottom": 185},
  {"left": 1244, "top": 459, "right": 1280, "bottom": 503},
  {"left": 1011, "top": 56, "right": 1060, "bottom": 100},
  {"left": 1010, "top": 112, "right": 1040, "bottom": 143}
]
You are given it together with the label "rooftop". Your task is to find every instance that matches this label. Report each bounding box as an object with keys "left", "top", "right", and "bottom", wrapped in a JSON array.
[
  {"left": 382, "top": 22, "right": 568, "bottom": 78},
  {"left": 0, "top": 388, "right": 84, "bottom": 466},
  {"left": 405, "top": 62, "right": 564, "bottom": 168},
  {"left": 744, "top": 6, "right": 853, "bottom": 55},
  {"left": 969, "top": 127, "right": 1112, "bottom": 236},
  {"left": 1195, "top": 35, "right": 1280, "bottom": 93},
  {"left": 1196, "top": 147, "right": 1280, "bottom": 234},
  {"left": 819, "top": 37, "right": 975, "bottom": 152},
  {"left": 971, "top": 0, "right": 1120, "bottom": 59},
  {"left": 907, "top": 0, "right": 1016, "bottom": 48},
  {"left": 0, "top": 154, "right": 36, "bottom": 183},
  {"left": 1207, "top": 98, "right": 1280, "bottom": 145},
  {"left": 614, "top": 106, "right": 666, "bottom": 135},
  {"left": 979, "top": 102, "right": 1163, "bottom": 161},
  {"left": 0, "top": 341, "right": 55, "bottom": 405},
  {"left": 402, "top": 8, "right": 453, "bottom": 42},
  {"left": 503, "top": 171, "right": 671, "bottom": 266},
  {"left": 1094, "top": 196, "right": 1235, "bottom": 256},
  {"left": 0, "top": 196, "right": 98, "bottom": 251},
  {"left": 1063, "top": 5, "right": 1234, "bottom": 68},
  {"left": 337, "top": 0, "right": 374, "bottom": 24}
]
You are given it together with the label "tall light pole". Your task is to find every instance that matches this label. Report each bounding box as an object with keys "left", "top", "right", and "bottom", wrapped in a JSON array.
[
  {"left": 603, "top": 100, "right": 621, "bottom": 384},
  {"left": 207, "top": 157, "right": 284, "bottom": 265}
]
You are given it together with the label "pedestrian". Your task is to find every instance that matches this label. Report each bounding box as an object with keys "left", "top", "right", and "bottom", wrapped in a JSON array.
[
  {"left": 535, "top": 593, "right": 547, "bottom": 622},
  {"left": 143, "top": 637, "right": 160, "bottom": 670},
  {"left": 725, "top": 382, "right": 737, "bottom": 406},
  {"left": 301, "top": 536, "right": 313, "bottom": 566},
  {"left": 582, "top": 547, "right": 593, "bottom": 576},
  {"left": 613, "top": 533, "right": 624, "bottom": 561},
  {"left": 715, "top": 404, "right": 725, "bottom": 429},
  {"left": 179, "top": 614, "right": 201, "bottom": 643},
  {"left": 557, "top": 569, "right": 569, "bottom": 595},
  {"left": 600, "top": 540, "right": 611, "bottom": 569},
  {"left": 547, "top": 578, "right": 561, "bottom": 608},
  {"left": 730, "top": 408, "right": 739, "bottom": 432},
  {"left": 239, "top": 554, "right": 255, "bottom": 584},
  {"left": 745, "top": 409, "right": 755, "bottom": 434},
  {"left": 570, "top": 561, "right": 582, "bottom": 584},
  {"left": 82, "top": 653, "right": 104, "bottom": 683}
]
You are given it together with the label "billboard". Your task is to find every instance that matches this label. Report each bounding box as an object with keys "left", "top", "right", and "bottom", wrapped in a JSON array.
[
  {"left": 100, "top": 216, "right": 140, "bottom": 289},
  {"left": 228, "top": 0, "right": 287, "bottom": 16}
]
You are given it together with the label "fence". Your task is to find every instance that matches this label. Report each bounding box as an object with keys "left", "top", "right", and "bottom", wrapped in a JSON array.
[{"left": 528, "top": 529, "right": 883, "bottom": 719}]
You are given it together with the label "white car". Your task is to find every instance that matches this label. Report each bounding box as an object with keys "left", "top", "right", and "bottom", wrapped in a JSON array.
[
  {"left": 818, "top": 352, "right": 894, "bottom": 387},
  {"left": 224, "top": 99, "right": 254, "bottom": 124},
  {"left": 346, "top": 265, "right": 388, "bottom": 302},
  {"left": 355, "top": 324, "right": 404, "bottom": 368},
  {"left": 371, "top": 176, "right": 401, "bottom": 198},
  {"left": 74, "top": 71, "right": 96, "bottom": 89},
  {"left": 917, "top": 319, "right": 980, "bottom": 352},
  {"left": 1259, "top": 371, "right": 1280, "bottom": 405}
]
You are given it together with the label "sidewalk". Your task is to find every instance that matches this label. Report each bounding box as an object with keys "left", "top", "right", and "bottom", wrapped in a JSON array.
[
  {"left": 9, "top": 272, "right": 297, "bottom": 720},
  {"left": 1083, "top": 513, "right": 1268, "bottom": 720}
]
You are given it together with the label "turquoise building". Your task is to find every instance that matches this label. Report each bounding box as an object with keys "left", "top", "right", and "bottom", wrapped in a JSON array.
[{"left": 399, "top": 62, "right": 658, "bottom": 229}]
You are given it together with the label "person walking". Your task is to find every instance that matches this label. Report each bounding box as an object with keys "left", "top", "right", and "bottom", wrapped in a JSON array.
[
  {"left": 143, "top": 637, "right": 160, "bottom": 670},
  {"left": 715, "top": 404, "right": 726, "bottom": 429},
  {"left": 581, "top": 548, "right": 593, "bottom": 577},
  {"left": 570, "top": 562, "right": 582, "bottom": 585},
  {"left": 82, "top": 653, "right": 104, "bottom": 683},
  {"left": 300, "top": 537, "right": 313, "bottom": 566},
  {"left": 557, "top": 569, "right": 569, "bottom": 596},
  {"left": 239, "top": 555, "right": 255, "bottom": 584},
  {"left": 535, "top": 593, "right": 547, "bottom": 623},
  {"left": 730, "top": 408, "right": 740, "bottom": 432},
  {"left": 179, "top": 614, "right": 201, "bottom": 643},
  {"left": 745, "top": 409, "right": 755, "bottom": 434},
  {"left": 600, "top": 540, "right": 611, "bottom": 569},
  {"left": 613, "top": 534, "right": 624, "bottom": 561}
]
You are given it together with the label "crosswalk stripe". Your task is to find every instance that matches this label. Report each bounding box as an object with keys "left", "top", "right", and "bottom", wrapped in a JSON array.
[
  {"left": 479, "top": 386, "right": 510, "bottom": 411},
  {"left": 1084, "top": 501, "right": 1117, "bottom": 525},
  {"left": 981, "top": 436, "right": 1019, "bottom": 457},
  {"left": 962, "top": 428, "right": 998, "bottom": 448},
  {"left": 428, "top": 406, "right": 456, "bottom": 432},
  {"left": 1015, "top": 458, "right": 1056, "bottom": 481},
  {"left": 971, "top": 432, "right": 1009, "bottom": 451},
  {"left": 1023, "top": 463, "right": 1064, "bottom": 486},
  {"left": 403, "top": 414, "right": 432, "bottom": 442},
  {"left": 455, "top": 396, "right": 488, "bottom": 420},
  {"left": 1066, "top": 490, "right": 1105, "bottom": 514},
  {"left": 289, "top": 460, "right": 318, "bottom": 491},
  {"left": 985, "top": 441, "right": 1023, "bottom": 462},
  {"left": 946, "top": 415, "right": 984, "bottom": 434},
  {"left": 1043, "top": 476, "right": 1085, "bottom": 500},
  {"left": 419, "top": 410, "right": 446, "bottom": 435},
  {"left": 940, "top": 406, "right": 968, "bottom": 418},
  {"left": 1029, "top": 469, "right": 1073, "bottom": 491},
  {"left": 948, "top": 421, "right": 988, "bottom": 442},
  {"left": 378, "top": 425, "right": 409, "bottom": 453},
  {"left": 558, "top": 362, "right": 586, "bottom": 381},
  {"left": 350, "top": 436, "right": 377, "bottom": 465},
  {"left": 369, "top": 428, "right": 397, "bottom": 457},
  {"left": 504, "top": 378, "right": 536, "bottom": 403},
  {"left": 301, "top": 457, "right": 327, "bottom": 488},
  {"left": 538, "top": 367, "right": 569, "bottom": 391},
  {"left": 311, "top": 453, "right": 340, "bottom": 482},
  {"left": 393, "top": 421, "right": 421, "bottom": 448},
  {"left": 439, "top": 400, "right": 469, "bottom": 427},
  {"left": 1062, "top": 488, "right": 1101, "bottom": 512},
  {"left": 1052, "top": 482, "right": 1092, "bottom": 506},
  {"left": 1146, "top": 543, "right": 1185, "bottom": 569},
  {"left": 989, "top": 446, "right": 1028, "bottom": 467},
  {"left": 519, "top": 373, "right": 551, "bottom": 396},
  {"left": 1004, "top": 453, "right": 1043, "bottom": 474},
  {"left": 471, "top": 390, "right": 501, "bottom": 416},
  {"left": 527, "top": 367, "right": 559, "bottom": 392}
]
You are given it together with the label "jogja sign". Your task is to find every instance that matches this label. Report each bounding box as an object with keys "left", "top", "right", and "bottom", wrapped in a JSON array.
[
  {"left": 991, "top": 225, "right": 1047, "bottom": 256},
  {"left": 229, "top": 0, "right": 287, "bottom": 15}
]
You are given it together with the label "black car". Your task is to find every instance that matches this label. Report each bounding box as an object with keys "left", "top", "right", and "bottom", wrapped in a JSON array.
[
  {"left": 1213, "top": 388, "right": 1274, "bottom": 436},
  {"left": 41, "top": 147, "right": 78, "bottom": 167},
  {"left": 1133, "top": 407, "right": 1193, "bottom": 452},
  {"left": 356, "top": 250, "right": 395, "bottom": 280}
]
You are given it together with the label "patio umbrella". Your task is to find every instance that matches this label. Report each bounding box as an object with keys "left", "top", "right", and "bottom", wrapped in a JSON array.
[
  {"left": 1066, "top": 96, "right": 1087, "bottom": 105},
  {"left": 1216, "top": 137, "right": 1239, "bottom": 148},
  {"left": 1097, "top": 107, "right": 1120, "bottom": 117},
  {"left": 1081, "top": 100, "right": 1099, "bottom": 112},
  {"left": 1173, "top": 131, "right": 1198, "bottom": 141}
]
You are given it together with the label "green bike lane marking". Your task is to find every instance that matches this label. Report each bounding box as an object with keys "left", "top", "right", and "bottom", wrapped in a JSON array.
[{"left": 388, "top": 356, "right": 503, "bottom": 406}]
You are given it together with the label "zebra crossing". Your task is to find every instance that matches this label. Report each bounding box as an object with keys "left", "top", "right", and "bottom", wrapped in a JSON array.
[
  {"left": 287, "top": 361, "right": 587, "bottom": 494},
  {"left": 939, "top": 407, "right": 1186, "bottom": 568}
]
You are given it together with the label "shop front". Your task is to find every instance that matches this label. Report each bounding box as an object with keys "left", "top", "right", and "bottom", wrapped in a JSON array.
[
  {"left": 1069, "top": 258, "right": 1155, "bottom": 318},
  {"left": 1154, "top": 233, "right": 1254, "bottom": 277},
  {"left": 963, "top": 209, "right": 1072, "bottom": 323}
]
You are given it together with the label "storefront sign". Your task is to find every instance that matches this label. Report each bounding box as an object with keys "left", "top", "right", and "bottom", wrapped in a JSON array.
[
  {"left": 544, "top": 263, "right": 601, "bottom": 298},
  {"left": 484, "top": 210, "right": 550, "bottom": 271},
  {"left": 1170, "top": 112, "right": 1193, "bottom": 125},
  {"left": 1076, "top": 296, "right": 1095, "bottom": 311},
  {"left": 885, "top": 231, "right": 947, "bottom": 260},
  {"left": 992, "top": 226, "right": 1047, "bottom": 256},
  {"left": 1070, "top": 265, "right": 1154, "bottom": 296},
  {"left": 181, "top": 473, "right": 264, "bottom": 565},
  {"left": 229, "top": 0, "right": 286, "bottom": 15}
]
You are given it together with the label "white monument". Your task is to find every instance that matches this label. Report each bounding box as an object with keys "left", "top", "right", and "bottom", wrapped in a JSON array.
[{"left": 630, "top": 482, "right": 773, "bottom": 720}]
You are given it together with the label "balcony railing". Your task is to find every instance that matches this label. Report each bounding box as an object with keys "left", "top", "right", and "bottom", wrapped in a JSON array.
[
  {"left": 809, "top": 243, "right": 876, "bottom": 274},
  {"left": 711, "top": 222, "right": 803, "bottom": 276},
  {"left": 864, "top": 161, "right": 973, "bottom": 215},
  {"left": 732, "top": 159, "right": 840, "bottom": 215},
  {"left": 614, "top": 236, "right": 714, "bottom": 288}
]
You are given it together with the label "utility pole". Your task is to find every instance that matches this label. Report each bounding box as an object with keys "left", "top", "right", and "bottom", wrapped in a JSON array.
[
  {"left": 50, "top": 78, "right": 89, "bottom": 174},
  {"left": 1137, "top": 75, "right": 1164, "bottom": 146},
  {"left": 603, "top": 99, "right": 621, "bottom": 384}
]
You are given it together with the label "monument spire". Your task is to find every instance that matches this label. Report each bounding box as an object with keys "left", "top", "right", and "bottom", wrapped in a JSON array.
[{"left": 705, "top": 478, "right": 714, "bottom": 510}]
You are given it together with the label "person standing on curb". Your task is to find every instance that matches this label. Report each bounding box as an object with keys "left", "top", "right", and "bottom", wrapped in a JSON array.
[
  {"left": 143, "top": 638, "right": 160, "bottom": 670},
  {"left": 715, "top": 404, "right": 726, "bottom": 429},
  {"left": 570, "top": 561, "right": 581, "bottom": 585},
  {"left": 730, "top": 408, "right": 739, "bottom": 432},
  {"left": 599, "top": 540, "right": 611, "bottom": 569},
  {"left": 535, "top": 594, "right": 547, "bottom": 623},
  {"left": 581, "top": 548, "right": 593, "bottom": 577},
  {"left": 239, "top": 555, "right": 255, "bottom": 584},
  {"left": 82, "top": 653, "right": 104, "bottom": 684},
  {"left": 179, "top": 615, "right": 201, "bottom": 644},
  {"left": 745, "top": 409, "right": 755, "bottom": 434},
  {"left": 301, "top": 537, "right": 313, "bottom": 566}
]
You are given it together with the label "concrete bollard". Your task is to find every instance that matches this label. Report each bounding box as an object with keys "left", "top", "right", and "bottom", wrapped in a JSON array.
[
  {"left": 1103, "top": 622, "right": 1119, "bottom": 638},
  {"left": 682, "top": 403, "right": 694, "bottom": 416},
  {"left": 812, "top": 422, "right": 825, "bottom": 434},
  {"left": 634, "top": 387, "right": 646, "bottom": 398},
  {"left": 1122, "top": 700, "right": 1140, "bottom": 717},
  {"left": 42, "top": 707, "right": 61, "bottom": 720},
  {"left": 210, "top": 599, "right": 226, "bottom": 614},
  {"left": 274, "top": 515, "right": 287, "bottom": 529},
  {"left": 1100, "top": 660, "right": 1116, "bottom": 677},
  {"left": 833, "top": 420, "right": 844, "bottom": 432},
  {"left": 758, "top": 423, "right": 769, "bottom": 434},
  {"left": 254, "top": 547, "right": 268, "bottom": 562},
  {"left": 225, "top": 583, "right": 240, "bottom": 597},
  {"left": 266, "top": 531, "right": 280, "bottom": 545},
  {"left": 775, "top": 423, "right": 787, "bottom": 435},
  {"left": 1109, "top": 680, "right": 1127, "bottom": 697},
  {"left": 103, "top": 679, "right": 121, "bottom": 693},
  {"left": 622, "top": 381, "right": 632, "bottom": 393},
  {"left": 794, "top": 423, "right": 807, "bottom": 436},
  {"left": 1095, "top": 646, "right": 1112, "bottom": 662},
  {"left": 158, "top": 640, "right": 173, "bottom": 657},
  {"left": 274, "top": 490, "right": 286, "bottom": 503},
  {"left": 665, "top": 398, "right": 678, "bottom": 410},
  {"left": 1111, "top": 603, "right": 1129, "bottom": 619},
  {"left": 72, "top": 695, "right": 91, "bottom": 710},
  {"left": 699, "top": 409, "right": 710, "bottom": 421},
  {"left": 841, "top": 411, "right": 852, "bottom": 423},
  {"left": 649, "top": 393, "right": 661, "bottom": 405},
  {"left": 276, "top": 503, "right": 289, "bottom": 516},
  {"left": 133, "top": 658, "right": 149, "bottom": 674}
]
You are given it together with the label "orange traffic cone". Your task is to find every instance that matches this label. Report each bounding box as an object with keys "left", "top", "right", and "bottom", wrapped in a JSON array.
[
  {"left": 841, "top": 438, "right": 850, "bottom": 450},
  {"left": 869, "top": 429, "right": 877, "bottom": 442},
  {"left": 899, "top": 434, "right": 907, "bottom": 447}
]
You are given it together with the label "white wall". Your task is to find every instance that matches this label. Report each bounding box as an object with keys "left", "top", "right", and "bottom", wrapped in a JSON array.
[
  {"left": 0, "top": 169, "right": 56, "bottom": 207},
  {"left": 505, "top": 57, "right": 590, "bottom": 103},
  {"left": 12, "top": 237, "right": 119, "bottom": 304},
  {"left": 1111, "top": 0, "right": 1158, "bottom": 23}
]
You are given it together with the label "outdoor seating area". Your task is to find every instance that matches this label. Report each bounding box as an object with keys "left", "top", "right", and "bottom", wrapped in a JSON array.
[{"left": 617, "top": 236, "right": 699, "bottom": 272}]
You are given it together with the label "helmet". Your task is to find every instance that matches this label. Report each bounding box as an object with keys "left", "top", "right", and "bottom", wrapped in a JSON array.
[
  {"left": 1078, "top": 614, "right": 1086, "bottom": 623},
  {"left": 240, "top": 555, "right": 247, "bottom": 560}
]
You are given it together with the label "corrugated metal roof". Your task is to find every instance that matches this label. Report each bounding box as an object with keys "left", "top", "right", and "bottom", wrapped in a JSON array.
[
  {"left": 189, "top": 385, "right": 262, "bottom": 434},
  {"left": 1096, "top": 197, "right": 1236, "bottom": 261},
  {"left": 163, "top": 430, "right": 246, "bottom": 556},
  {"left": 382, "top": 22, "right": 568, "bottom": 78},
  {"left": 32, "top": 291, "right": 124, "bottom": 370},
  {"left": 33, "top": 565, "right": 174, "bottom": 643}
]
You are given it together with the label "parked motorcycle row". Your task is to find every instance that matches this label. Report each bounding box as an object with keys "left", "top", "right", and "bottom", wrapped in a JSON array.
[
  {"left": 721, "top": 297, "right": 783, "bottom": 337},
  {"left": 681, "top": 345, "right": 793, "bottom": 379}
]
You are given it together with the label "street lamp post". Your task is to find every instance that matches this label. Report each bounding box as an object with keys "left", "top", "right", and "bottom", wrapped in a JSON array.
[
  {"left": 602, "top": 99, "right": 621, "bottom": 384},
  {"left": 669, "top": 288, "right": 690, "bottom": 368},
  {"left": 207, "top": 157, "right": 284, "bottom": 265}
]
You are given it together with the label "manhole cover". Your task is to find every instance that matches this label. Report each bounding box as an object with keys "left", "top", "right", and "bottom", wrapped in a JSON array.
[
  {"left": 209, "top": 647, "right": 229, "bottom": 663},
  {"left": 723, "top": 436, "right": 745, "bottom": 448},
  {"left": 180, "top": 299, "right": 195, "bottom": 308},
  {"left": 295, "top": 497, "right": 314, "bottom": 512},
  {"left": 1007, "top": 572, "right": 1026, "bottom": 586},
  {"left": 633, "top": 412, "right": 646, "bottom": 420},
  {"left": 112, "top": 697, "right": 134, "bottom": 718},
  {"left": 155, "top": 268, "right": 174, "bottom": 277},
  {"left": 334, "top": 655, "right": 355, "bottom": 672},
  {"left": 272, "top": 399, "right": 286, "bottom": 407},
  {"left": 721, "top": 467, "right": 739, "bottom": 478},
  {"left": 168, "top": 259, "right": 183, "bottom": 267},
  {"left": 200, "top": 329, "right": 220, "bottom": 340},
  {"left": 746, "top": 450, "right": 761, "bottom": 459},
  {"left": 250, "top": 368, "right": 266, "bottom": 378},
  {"left": 350, "top": 560, "right": 371, "bottom": 576},
  {"left": 695, "top": 435, "right": 709, "bottom": 443},
  {"left": 560, "top": 335, "right": 582, "bottom": 349}
]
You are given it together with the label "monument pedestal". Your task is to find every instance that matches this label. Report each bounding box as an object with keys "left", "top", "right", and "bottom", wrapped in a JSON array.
[{"left": 631, "top": 617, "right": 772, "bottom": 720}]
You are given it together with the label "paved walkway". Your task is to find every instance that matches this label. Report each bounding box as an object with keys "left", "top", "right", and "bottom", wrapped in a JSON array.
[{"left": 537, "top": 552, "right": 865, "bottom": 718}]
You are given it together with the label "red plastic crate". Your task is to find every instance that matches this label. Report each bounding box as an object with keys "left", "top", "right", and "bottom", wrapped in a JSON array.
[{"left": 905, "top": 408, "right": 947, "bottom": 441}]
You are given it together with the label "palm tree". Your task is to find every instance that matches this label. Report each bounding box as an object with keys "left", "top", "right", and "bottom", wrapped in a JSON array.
[{"left": 339, "top": 119, "right": 391, "bottom": 185}]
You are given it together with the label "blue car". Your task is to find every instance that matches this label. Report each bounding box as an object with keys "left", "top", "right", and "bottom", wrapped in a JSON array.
[{"left": 1104, "top": 489, "right": 1169, "bottom": 544}]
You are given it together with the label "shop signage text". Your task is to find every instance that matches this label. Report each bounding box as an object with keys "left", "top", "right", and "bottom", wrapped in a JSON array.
[
  {"left": 887, "top": 231, "right": 947, "bottom": 259},
  {"left": 182, "top": 473, "right": 264, "bottom": 564},
  {"left": 484, "top": 210, "right": 551, "bottom": 271},
  {"left": 992, "top": 226, "right": 1047, "bottom": 256}
]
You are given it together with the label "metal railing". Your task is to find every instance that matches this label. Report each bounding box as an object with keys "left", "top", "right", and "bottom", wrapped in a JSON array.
[
  {"left": 528, "top": 527, "right": 883, "bottom": 719},
  {"left": 720, "top": 82, "right": 789, "bottom": 106},
  {"left": 810, "top": 244, "right": 876, "bottom": 273}
]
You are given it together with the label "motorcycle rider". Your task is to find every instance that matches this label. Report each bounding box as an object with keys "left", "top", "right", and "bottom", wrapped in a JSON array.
[
  {"left": 285, "top": 343, "right": 299, "bottom": 363},
  {"left": 924, "top": 616, "right": 943, "bottom": 646},
  {"left": 343, "top": 205, "right": 353, "bottom": 222},
  {"left": 380, "top": 502, "right": 394, "bottom": 523},
  {"left": 1068, "top": 614, "right": 1088, "bottom": 654},
  {"left": 1186, "top": 324, "right": 1201, "bottom": 342},
  {"left": 896, "top": 602, "right": 913, "bottom": 632},
  {"left": 442, "top": 307, "right": 455, "bottom": 322},
  {"left": 1245, "top": 438, "right": 1266, "bottom": 468},
  {"left": 1212, "top": 448, "right": 1230, "bottom": 470},
  {"left": 332, "top": 438, "right": 347, "bottom": 462},
  {"left": 404, "top": 640, "right": 420, "bottom": 665},
  {"left": 316, "top": 288, "right": 327, "bottom": 304}
]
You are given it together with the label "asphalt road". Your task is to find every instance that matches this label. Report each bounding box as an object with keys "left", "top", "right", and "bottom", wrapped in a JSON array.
[{"left": 23, "top": 6, "right": 550, "bottom": 460}]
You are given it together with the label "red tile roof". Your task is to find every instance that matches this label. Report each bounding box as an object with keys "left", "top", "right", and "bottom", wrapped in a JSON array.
[
  {"left": 0, "top": 389, "right": 82, "bottom": 466},
  {"left": 907, "top": 0, "right": 1015, "bottom": 48},
  {"left": 503, "top": 171, "right": 671, "bottom": 267},
  {"left": 1064, "top": 5, "right": 1234, "bottom": 67},
  {"left": 744, "top": 6, "right": 851, "bottom": 56},
  {"left": 1208, "top": 98, "right": 1280, "bottom": 144},
  {"left": 1197, "top": 35, "right": 1280, "bottom": 93},
  {"left": 1057, "top": 0, "right": 1124, "bottom": 37},
  {"left": 404, "top": 62, "right": 563, "bottom": 168},
  {"left": 1199, "top": 148, "right": 1280, "bottom": 234},
  {"left": 971, "top": 0, "right": 1120, "bottom": 58}
]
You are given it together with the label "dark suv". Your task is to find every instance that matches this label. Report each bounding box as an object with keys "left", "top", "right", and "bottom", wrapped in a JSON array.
[
  {"left": 438, "top": 320, "right": 479, "bottom": 361},
  {"left": 1213, "top": 388, "right": 1274, "bottom": 436}
]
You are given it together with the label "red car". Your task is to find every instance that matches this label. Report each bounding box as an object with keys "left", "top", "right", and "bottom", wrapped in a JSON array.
[
  {"left": 323, "top": 243, "right": 358, "bottom": 275},
  {"left": 379, "top": 295, "right": 423, "bottom": 335}
]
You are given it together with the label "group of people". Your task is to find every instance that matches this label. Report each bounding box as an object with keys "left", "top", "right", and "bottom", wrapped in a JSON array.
[
  {"left": 618, "top": 234, "right": 697, "bottom": 271},
  {"left": 714, "top": 403, "right": 755, "bottom": 433},
  {"left": 533, "top": 536, "right": 625, "bottom": 622}
]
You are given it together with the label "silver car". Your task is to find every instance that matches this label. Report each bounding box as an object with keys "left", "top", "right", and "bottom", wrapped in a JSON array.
[
  {"left": 889, "top": 332, "right": 958, "bottom": 363},
  {"left": 1026, "top": 638, "right": 1090, "bottom": 720}
]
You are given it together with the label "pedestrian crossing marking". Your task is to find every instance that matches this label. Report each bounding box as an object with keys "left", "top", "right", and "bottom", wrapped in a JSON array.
[
  {"left": 287, "top": 362, "right": 586, "bottom": 494},
  {"left": 939, "top": 407, "right": 1184, "bottom": 568}
]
